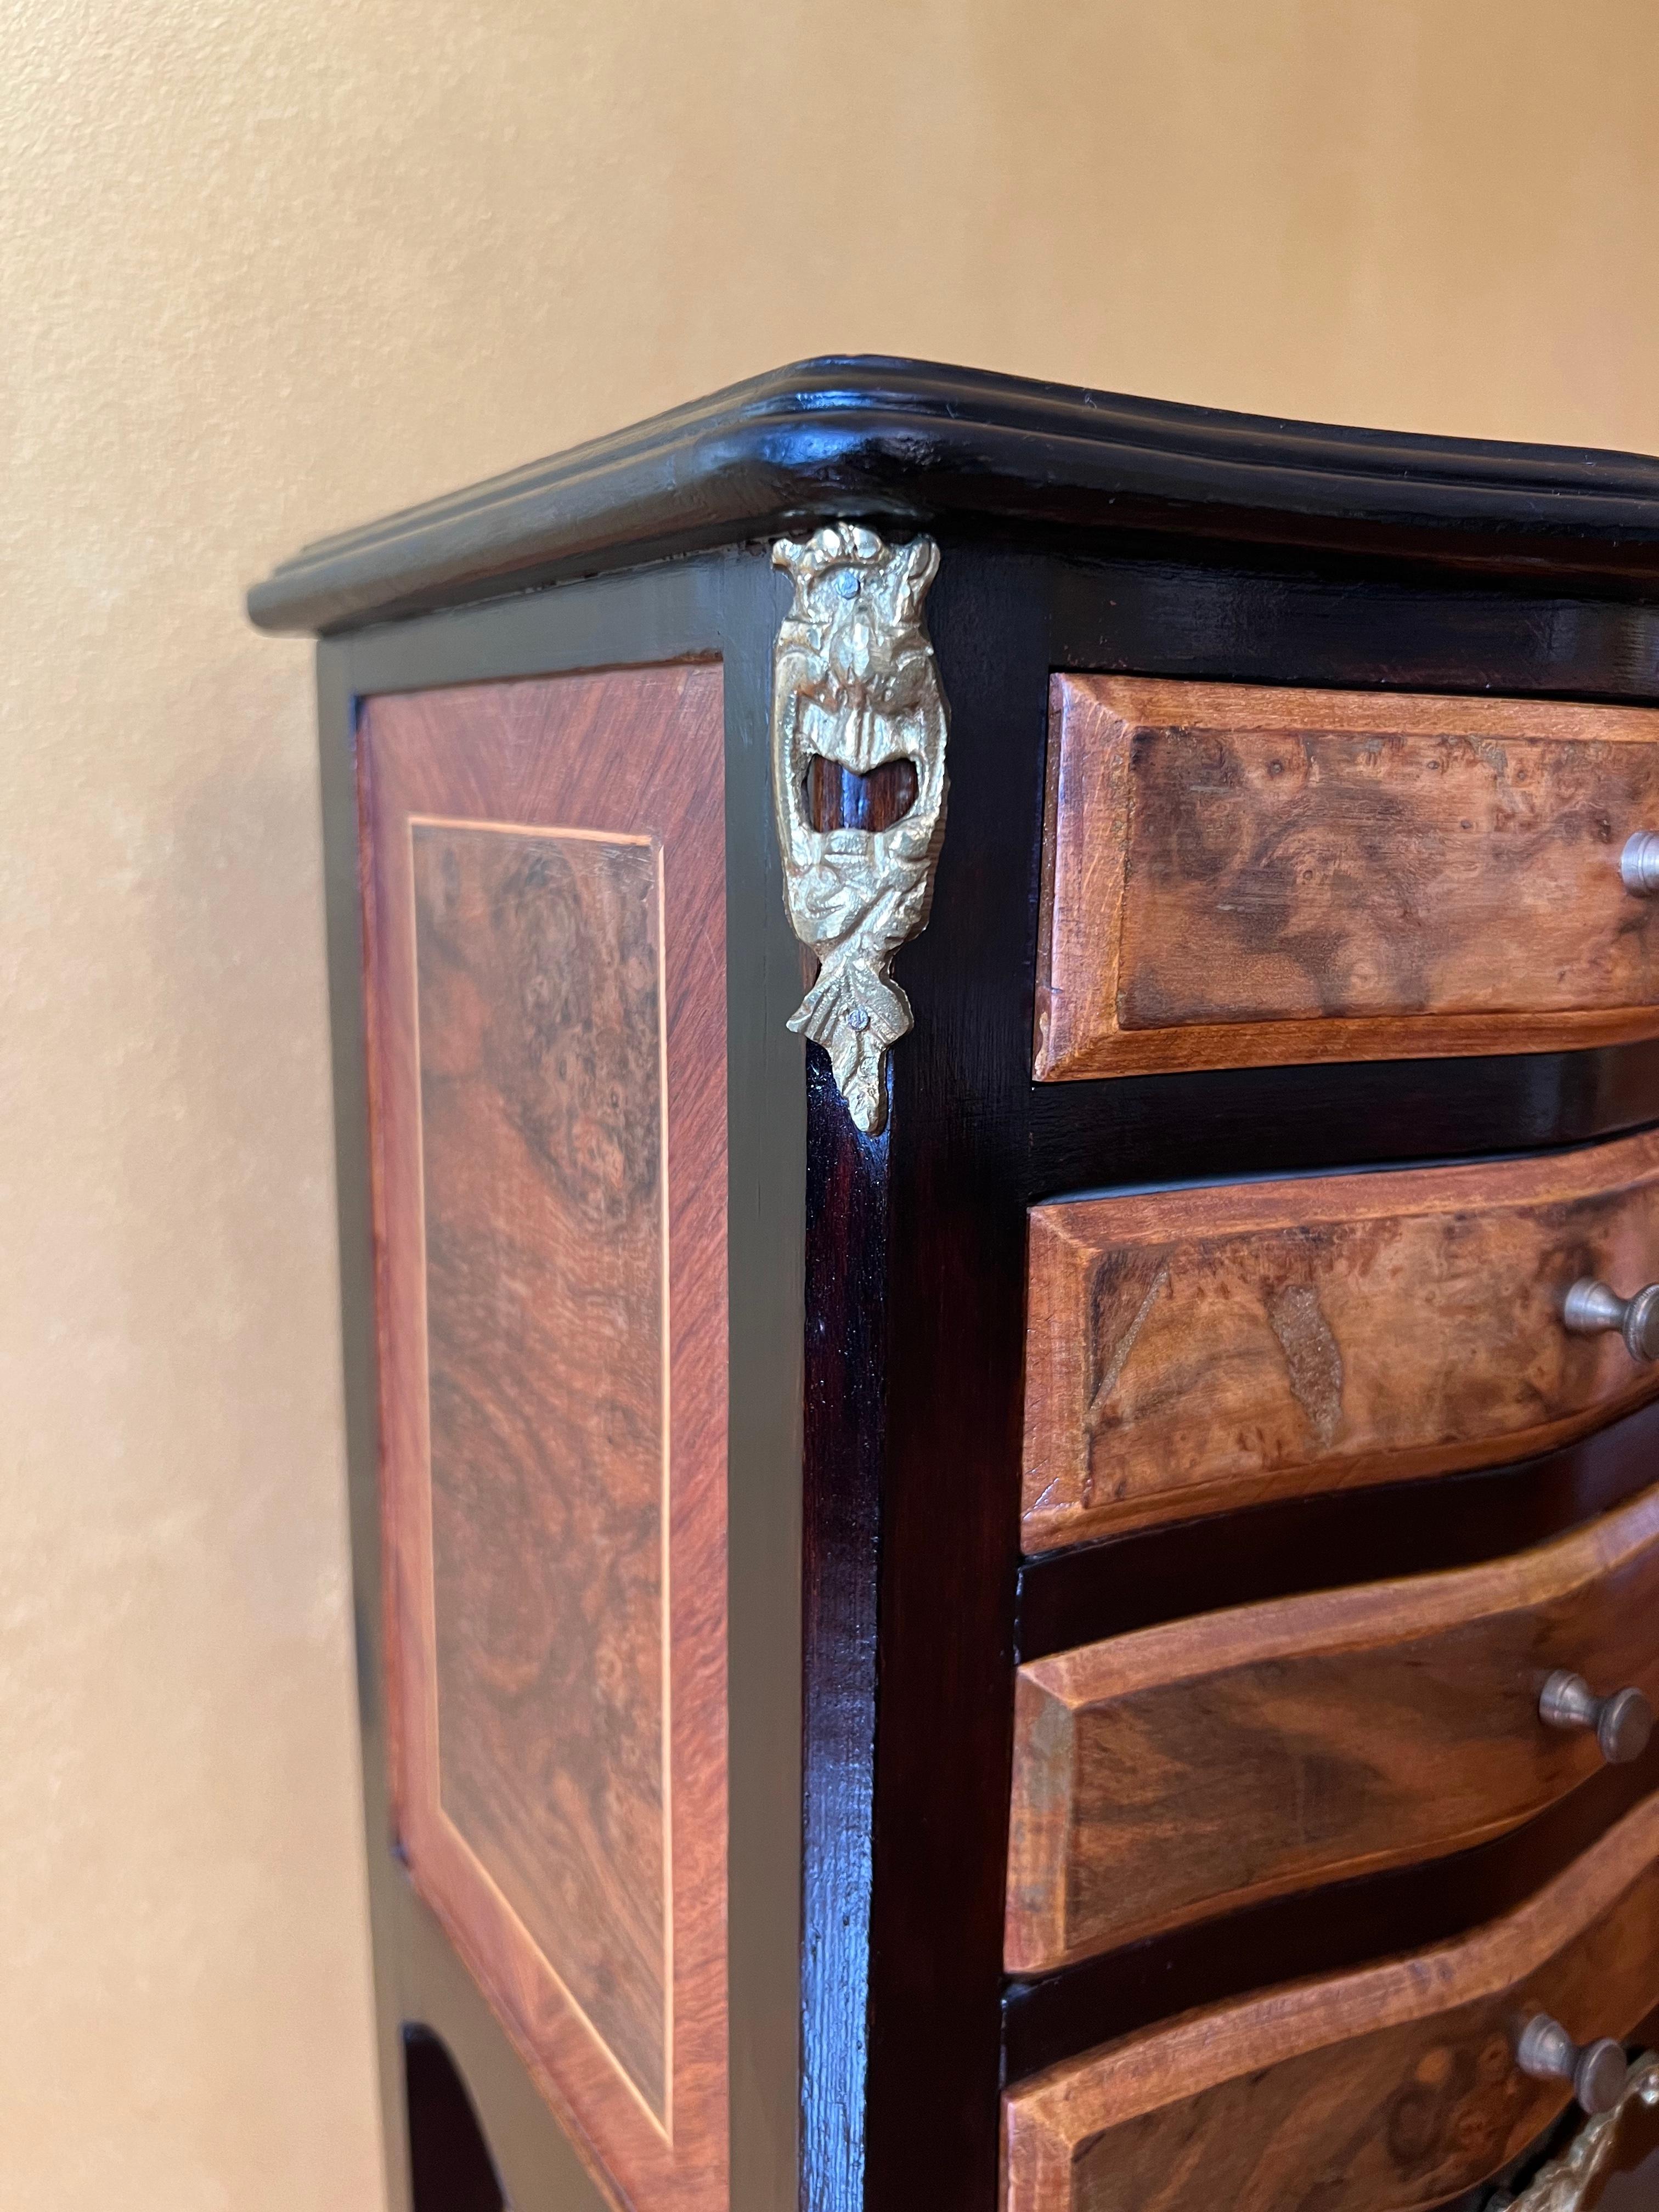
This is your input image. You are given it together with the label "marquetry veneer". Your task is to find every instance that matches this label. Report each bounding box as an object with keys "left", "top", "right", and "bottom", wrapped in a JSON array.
[
  {"left": 1005, "top": 1792, "right": 1659, "bottom": 2212},
  {"left": 251, "top": 360, "right": 1659, "bottom": 2212},
  {"left": 1006, "top": 1475, "right": 1659, "bottom": 1971},
  {"left": 1036, "top": 676, "right": 1659, "bottom": 1083},
  {"left": 1023, "top": 1123, "right": 1659, "bottom": 1553}
]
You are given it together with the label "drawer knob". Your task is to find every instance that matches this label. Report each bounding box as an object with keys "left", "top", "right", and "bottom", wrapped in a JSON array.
[
  {"left": 1622, "top": 830, "right": 1659, "bottom": 895},
  {"left": 1562, "top": 1276, "right": 1659, "bottom": 1362},
  {"left": 1516, "top": 2012, "right": 1628, "bottom": 2114},
  {"left": 1489, "top": 2053, "right": 1659, "bottom": 2210},
  {"left": 1538, "top": 1669, "right": 1653, "bottom": 1764}
]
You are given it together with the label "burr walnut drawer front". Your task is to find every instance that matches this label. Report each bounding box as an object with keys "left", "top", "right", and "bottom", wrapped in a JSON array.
[
  {"left": 1003, "top": 1793, "right": 1659, "bottom": 2212},
  {"left": 1035, "top": 675, "right": 1659, "bottom": 1082},
  {"left": 1005, "top": 1480, "right": 1659, "bottom": 1972},
  {"left": 1022, "top": 1122, "right": 1659, "bottom": 1556}
]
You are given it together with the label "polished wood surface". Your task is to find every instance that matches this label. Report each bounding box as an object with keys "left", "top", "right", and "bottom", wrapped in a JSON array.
[
  {"left": 247, "top": 358, "right": 1659, "bottom": 637},
  {"left": 1023, "top": 1124, "right": 1659, "bottom": 1553},
  {"left": 1003, "top": 1752, "right": 1659, "bottom": 2090},
  {"left": 1003, "top": 1790, "right": 1659, "bottom": 2212},
  {"left": 311, "top": 505, "right": 1659, "bottom": 2212},
  {"left": 1036, "top": 676, "right": 1659, "bottom": 1082},
  {"left": 416, "top": 821, "right": 669, "bottom": 2114},
  {"left": 1016, "top": 1397, "right": 1659, "bottom": 1663},
  {"left": 1007, "top": 1480, "right": 1659, "bottom": 1971},
  {"left": 360, "top": 666, "right": 730, "bottom": 2212}
]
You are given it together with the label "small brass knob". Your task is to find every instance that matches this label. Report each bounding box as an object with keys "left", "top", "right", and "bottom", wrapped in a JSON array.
[
  {"left": 1562, "top": 1278, "right": 1659, "bottom": 1362},
  {"left": 1539, "top": 1671, "right": 1654, "bottom": 1764},
  {"left": 1622, "top": 831, "right": 1659, "bottom": 895},
  {"left": 1516, "top": 2013, "right": 1628, "bottom": 2115}
]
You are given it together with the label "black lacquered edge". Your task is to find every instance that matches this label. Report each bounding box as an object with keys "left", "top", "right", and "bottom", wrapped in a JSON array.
[
  {"left": 247, "top": 356, "right": 1659, "bottom": 635},
  {"left": 1003, "top": 1758, "right": 1659, "bottom": 2087},
  {"left": 800, "top": 1047, "right": 888, "bottom": 2212},
  {"left": 1017, "top": 1395, "right": 1659, "bottom": 1661}
]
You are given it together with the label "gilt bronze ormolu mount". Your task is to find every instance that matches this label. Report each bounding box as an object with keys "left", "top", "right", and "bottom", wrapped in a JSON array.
[{"left": 770, "top": 526, "right": 949, "bottom": 1135}]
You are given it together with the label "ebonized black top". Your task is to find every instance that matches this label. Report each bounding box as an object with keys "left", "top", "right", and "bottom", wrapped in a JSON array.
[{"left": 247, "top": 356, "right": 1659, "bottom": 636}]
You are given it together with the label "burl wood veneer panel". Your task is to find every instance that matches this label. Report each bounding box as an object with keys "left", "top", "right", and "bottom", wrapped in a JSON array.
[
  {"left": 1007, "top": 1480, "right": 1659, "bottom": 1971},
  {"left": 1036, "top": 675, "right": 1659, "bottom": 1081},
  {"left": 1023, "top": 1123, "right": 1659, "bottom": 1554},
  {"left": 1003, "top": 1791, "right": 1659, "bottom": 2212},
  {"left": 359, "top": 667, "right": 728, "bottom": 2212},
  {"left": 415, "top": 821, "right": 670, "bottom": 2113}
]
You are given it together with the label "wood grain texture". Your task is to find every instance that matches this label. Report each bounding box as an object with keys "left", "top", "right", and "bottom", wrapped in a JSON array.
[
  {"left": 1015, "top": 1396, "right": 1659, "bottom": 1664},
  {"left": 415, "top": 821, "right": 670, "bottom": 2115},
  {"left": 1002, "top": 1751, "right": 1659, "bottom": 2090},
  {"left": 1036, "top": 676, "right": 1659, "bottom": 1081},
  {"left": 1437, "top": 2000, "right": 1659, "bottom": 2212},
  {"left": 1023, "top": 1123, "right": 1659, "bottom": 1553},
  {"left": 360, "top": 666, "right": 729, "bottom": 2212},
  {"left": 1007, "top": 1479, "right": 1659, "bottom": 1971},
  {"left": 320, "top": 527, "right": 1659, "bottom": 2212},
  {"left": 1003, "top": 1789, "right": 1659, "bottom": 2212}
]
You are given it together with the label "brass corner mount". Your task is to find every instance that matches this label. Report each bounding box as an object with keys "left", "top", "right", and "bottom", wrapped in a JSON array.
[{"left": 770, "top": 525, "right": 949, "bottom": 1136}]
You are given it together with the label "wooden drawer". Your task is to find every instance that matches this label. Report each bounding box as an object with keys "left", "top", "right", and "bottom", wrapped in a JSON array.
[
  {"left": 1023, "top": 1124, "right": 1659, "bottom": 1555},
  {"left": 1003, "top": 1791, "right": 1659, "bottom": 2212},
  {"left": 1036, "top": 676, "right": 1659, "bottom": 1081},
  {"left": 1006, "top": 1481, "right": 1659, "bottom": 1971}
]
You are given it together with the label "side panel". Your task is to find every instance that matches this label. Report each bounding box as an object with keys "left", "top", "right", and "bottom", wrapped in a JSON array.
[{"left": 359, "top": 667, "right": 730, "bottom": 2212}]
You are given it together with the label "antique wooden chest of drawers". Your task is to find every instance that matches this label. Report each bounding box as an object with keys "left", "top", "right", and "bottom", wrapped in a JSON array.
[{"left": 250, "top": 360, "right": 1659, "bottom": 2212}]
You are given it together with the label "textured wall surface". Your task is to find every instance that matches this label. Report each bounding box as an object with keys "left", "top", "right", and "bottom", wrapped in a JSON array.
[{"left": 3, "top": 2, "right": 1658, "bottom": 2205}]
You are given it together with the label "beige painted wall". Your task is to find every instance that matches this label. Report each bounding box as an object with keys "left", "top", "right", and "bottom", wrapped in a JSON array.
[{"left": 3, "top": 2, "right": 1658, "bottom": 2204}]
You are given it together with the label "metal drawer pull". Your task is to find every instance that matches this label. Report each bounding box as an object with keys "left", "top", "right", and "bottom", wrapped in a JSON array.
[
  {"left": 1622, "top": 831, "right": 1659, "bottom": 895},
  {"left": 1538, "top": 1671, "right": 1654, "bottom": 1765},
  {"left": 1516, "top": 2013, "right": 1629, "bottom": 2115},
  {"left": 1562, "top": 1277, "right": 1659, "bottom": 1362},
  {"left": 1490, "top": 2050, "right": 1659, "bottom": 2209}
]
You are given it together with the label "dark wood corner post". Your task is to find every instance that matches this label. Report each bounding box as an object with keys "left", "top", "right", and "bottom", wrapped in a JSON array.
[
  {"left": 794, "top": 545, "right": 1054, "bottom": 2212},
  {"left": 801, "top": 1045, "right": 889, "bottom": 2212}
]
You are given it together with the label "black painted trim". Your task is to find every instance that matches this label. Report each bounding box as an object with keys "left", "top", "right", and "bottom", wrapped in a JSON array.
[
  {"left": 800, "top": 1051, "right": 889, "bottom": 2212},
  {"left": 248, "top": 356, "right": 1659, "bottom": 635},
  {"left": 859, "top": 549, "right": 1054, "bottom": 2212}
]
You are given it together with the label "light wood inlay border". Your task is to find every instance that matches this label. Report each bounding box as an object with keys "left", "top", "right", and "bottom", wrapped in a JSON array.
[{"left": 359, "top": 667, "right": 729, "bottom": 2212}]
